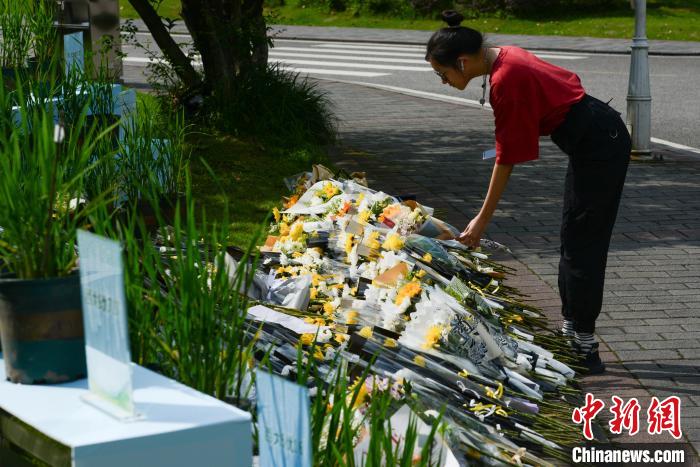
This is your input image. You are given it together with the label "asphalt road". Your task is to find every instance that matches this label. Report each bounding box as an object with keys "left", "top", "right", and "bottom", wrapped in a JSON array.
[{"left": 121, "top": 33, "right": 700, "bottom": 150}]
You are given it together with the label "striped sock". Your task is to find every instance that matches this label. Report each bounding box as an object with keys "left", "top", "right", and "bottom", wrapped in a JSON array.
[
  {"left": 561, "top": 320, "right": 575, "bottom": 337},
  {"left": 575, "top": 332, "right": 597, "bottom": 354}
]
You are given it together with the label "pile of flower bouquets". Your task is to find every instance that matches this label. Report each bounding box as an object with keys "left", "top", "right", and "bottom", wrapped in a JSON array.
[{"left": 222, "top": 167, "right": 597, "bottom": 465}]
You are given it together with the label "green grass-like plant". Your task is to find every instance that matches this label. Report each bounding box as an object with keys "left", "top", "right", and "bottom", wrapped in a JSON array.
[
  {"left": 0, "top": 77, "right": 114, "bottom": 279},
  {"left": 214, "top": 64, "right": 337, "bottom": 154}
]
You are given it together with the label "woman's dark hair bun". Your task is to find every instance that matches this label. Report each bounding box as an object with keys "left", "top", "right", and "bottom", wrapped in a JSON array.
[{"left": 441, "top": 10, "right": 464, "bottom": 28}]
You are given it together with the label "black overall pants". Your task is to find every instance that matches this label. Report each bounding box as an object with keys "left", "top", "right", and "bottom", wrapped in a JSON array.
[{"left": 550, "top": 95, "right": 631, "bottom": 334}]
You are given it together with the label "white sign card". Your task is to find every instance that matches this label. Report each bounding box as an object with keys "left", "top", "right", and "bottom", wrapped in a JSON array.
[
  {"left": 255, "top": 370, "right": 311, "bottom": 467},
  {"left": 77, "top": 230, "right": 138, "bottom": 420}
]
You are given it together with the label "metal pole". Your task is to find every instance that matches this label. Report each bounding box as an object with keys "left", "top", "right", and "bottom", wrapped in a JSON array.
[
  {"left": 88, "top": 0, "right": 123, "bottom": 81},
  {"left": 626, "top": 0, "right": 652, "bottom": 158}
]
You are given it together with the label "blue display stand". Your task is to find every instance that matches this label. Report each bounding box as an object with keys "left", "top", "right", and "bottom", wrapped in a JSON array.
[{"left": 0, "top": 354, "right": 252, "bottom": 467}]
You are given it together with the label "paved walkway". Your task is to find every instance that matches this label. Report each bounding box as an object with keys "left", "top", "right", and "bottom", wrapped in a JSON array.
[
  {"left": 127, "top": 19, "right": 700, "bottom": 56},
  {"left": 318, "top": 79, "right": 700, "bottom": 456}
]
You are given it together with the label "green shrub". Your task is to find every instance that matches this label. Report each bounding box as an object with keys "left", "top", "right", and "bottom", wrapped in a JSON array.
[{"left": 212, "top": 64, "right": 337, "bottom": 155}]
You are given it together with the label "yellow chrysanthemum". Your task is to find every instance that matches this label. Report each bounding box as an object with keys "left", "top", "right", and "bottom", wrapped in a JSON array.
[
  {"left": 413, "top": 355, "right": 426, "bottom": 367},
  {"left": 323, "top": 182, "right": 339, "bottom": 200},
  {"left": 334, "top": 334, "right": 347, "bottom": 344},
  {"left": 354, "top": 192, "right": 365, "bottom": 207},
  {"left": 357, "top": 209, "right": 371, "bottom": 224},
  {"left": 273, "top": 207, "right": 281, "bottom": 223},
  {"left": 309, "top": 287, "right": 318, "bottom": 300},
  {"left": 300, "top": 334, "right": 315, "bottom": 346},
  {"left": 349, "top": 378, "right": 369, "bottom": 409},
  {"left": 422, "top": 253, "right": 432, "bottom": 263},
  {"left": 279, "top": 222, "right": 290, "bottom": 236},
  {"left": 394, "top": 280, "right": 422, "bottom": 305},
  {"left": 311, "top": 273, "right": 323, "bottom": 287},
  {"left": 421, "top": 325, "right": 443, "bottom": 350},
  {"left": 290, "top": 222, "right": 304, "bottom": 241},
  {"left": 323, "top": 302, "right": 335, "bottom": 315},
  {"left": 382, "top": 233, "right": 404, "bottom": 251},
  {"left": 313, "top": 348, "right": 325, "bottom": 361},
  {"left": 358, "top": 326, "right": 373, "bottom": 339},
  {"left": 365, "top": 231, "right": 381, "bottom": 250},
  {"left": 415, "top": 270, "right": 427, "bottom": 279},
  {"left": 384, "top": 338, "right": 398, "bottom": 348},
  {"left": 346, "top": 310, "right": 359, "bottom": 319}
]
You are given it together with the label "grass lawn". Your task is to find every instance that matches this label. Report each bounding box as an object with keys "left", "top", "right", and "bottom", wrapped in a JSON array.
[
  {"left": 188, "top": 131, "right": 328, "bottom": 248},
  {"left": 120, "top": 0, "right": 700, "bottom": 42}
]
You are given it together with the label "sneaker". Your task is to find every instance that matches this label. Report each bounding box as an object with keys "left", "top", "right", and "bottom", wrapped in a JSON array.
[{"left": 573, "top": 342, "right": 606, "bottom": 375}]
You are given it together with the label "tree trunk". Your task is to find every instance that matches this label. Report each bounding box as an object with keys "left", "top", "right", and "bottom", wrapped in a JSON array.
[
  {"left": 180, "top": 0, "right": 267, "bottom": 102},
  {"left": 127, "top": 0, "right": 201, "bottom": 89}
]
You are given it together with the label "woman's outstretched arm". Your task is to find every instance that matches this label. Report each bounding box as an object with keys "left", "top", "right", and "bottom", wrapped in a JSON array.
[{"left": 458, "top": 161, "right": 514, "bottom": 247}]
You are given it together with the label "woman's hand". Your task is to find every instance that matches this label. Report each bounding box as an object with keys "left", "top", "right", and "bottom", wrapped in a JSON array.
[{"left": 458, "top": 214, "right": 488, "bottom": 248}]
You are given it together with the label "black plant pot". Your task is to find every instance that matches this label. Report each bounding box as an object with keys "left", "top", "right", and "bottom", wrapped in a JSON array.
[{"left": 0, "top": 273, "right": 87, "bottom": 384}]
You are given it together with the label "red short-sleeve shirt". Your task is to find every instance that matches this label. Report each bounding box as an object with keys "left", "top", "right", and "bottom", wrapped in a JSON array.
[{"left": 490, "top": 46, "right": 585, "bottom": 165}]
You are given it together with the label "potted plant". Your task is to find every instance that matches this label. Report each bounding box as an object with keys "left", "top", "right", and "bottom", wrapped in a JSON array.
[
  {"left": 0, "top": 83, "right": 108, "bottom": 384},
  {"left": 119, "top": 98, "right": 189, "bottom": 232}
]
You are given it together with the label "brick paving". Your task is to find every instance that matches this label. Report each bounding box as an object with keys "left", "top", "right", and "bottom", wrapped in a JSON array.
[{"left": 319, "top": 79, "right": 700, "bottom": 457}]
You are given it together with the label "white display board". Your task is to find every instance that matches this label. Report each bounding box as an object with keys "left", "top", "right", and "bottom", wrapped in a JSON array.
[
  {"left": 0, "top": 356, "right": 252, "bottom": 467},
  {"left": 77, "top": 230, "right": 136, "bottom": 419}
]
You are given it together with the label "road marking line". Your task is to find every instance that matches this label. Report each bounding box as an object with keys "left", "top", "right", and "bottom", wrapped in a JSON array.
[
  {"left": 272, "top": 58, "right": 431, "bottom": 71},
  {"left": 269, "top": 51, "right": 426, "bottom": 64},
  {"left": 123, "top": 56, "right": 159, "bottom": 64},
  {"left": 271, "top": 46, "right": 424, "bottom": 58},
  {"left": 650, "top": 137, "right": 700, "bottom": 154},
  {"left": 123, "top": 56, "right": 393, "bottom": 77},
  {"left": 314, "top": 79, "right": 700, "bottom": 155},
  {"left": 534, "top": 54, "right": 587, "bottom": 60},
  {"left": 278, "top": 67, "right": 390, "bottom": 77},
  {"left": 314, "top": 79, "right": 491, "bottom": 109}
]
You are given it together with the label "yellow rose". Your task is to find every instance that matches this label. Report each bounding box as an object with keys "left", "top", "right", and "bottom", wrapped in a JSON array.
[{"left": 358, "top": 326, "right": 373, "bottom": 339}]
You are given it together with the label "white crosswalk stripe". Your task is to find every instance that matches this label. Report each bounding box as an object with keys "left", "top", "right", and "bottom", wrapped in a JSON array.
[
  {"left": 269, "top": 51, "right": 426, "bottom": 64},
  {"left": 314, "top": 43, "right": 425, "bottom": 52},
  {"left": 271, "top": 46, "right": 425, "bottom": 59},
  {"left": 272, "top": 58, "right": 430, "bottom": 72},
  {"left": 278, "top": 67, "right": 389, "bottom": 77},
  {"left": 123, "top": 40, "right": 588, "bottom": 81},
  {"left": 268, "top": 41, "right": 587, "bottom": 79}
]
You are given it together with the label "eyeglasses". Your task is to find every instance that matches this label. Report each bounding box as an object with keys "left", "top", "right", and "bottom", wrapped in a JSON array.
[{"left": 433, "top": 69, "right": 448, "bottom": 81}]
